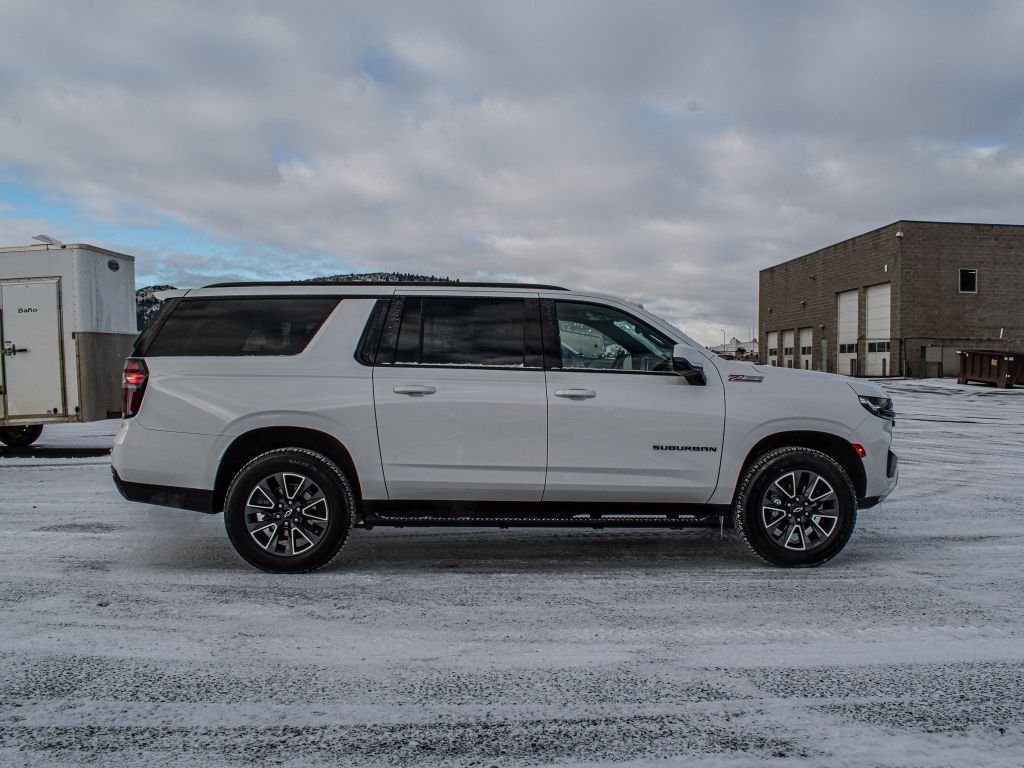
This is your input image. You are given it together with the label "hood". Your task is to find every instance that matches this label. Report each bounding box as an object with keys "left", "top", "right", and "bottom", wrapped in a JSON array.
[
  {"left": 722, "top": 360, "right": 890, "bottom": 399},
  {"left": 843, "top": 377, "right": 890, "bottom": 399},
  {"left": 749, "top": 362, "right": 843, "bottom": 386}
]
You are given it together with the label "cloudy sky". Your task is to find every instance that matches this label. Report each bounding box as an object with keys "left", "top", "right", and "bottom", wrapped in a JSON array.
[{"left": 1, "top": 1, "right": 1022, "bottom": 344}]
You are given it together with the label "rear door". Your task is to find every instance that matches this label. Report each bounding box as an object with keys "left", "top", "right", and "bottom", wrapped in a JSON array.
[
  {"left": 1, "top": 279, "right": 66, "bottom": 419},
  {"left": 543, "top": 298, "right": 725, "bottom": 503},
  {"left": 372, "top": 294, "right": 548, "bottom": 500}
]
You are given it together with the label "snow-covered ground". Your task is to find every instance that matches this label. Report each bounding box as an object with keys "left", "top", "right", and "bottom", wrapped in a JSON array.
[{"left": 1, "top": 378, "right": 1023, "bottom": 767}]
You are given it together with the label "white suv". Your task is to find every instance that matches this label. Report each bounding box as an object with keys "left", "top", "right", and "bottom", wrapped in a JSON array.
[{"left": 112, "top": 281, "right": 898, "bottom": 572}]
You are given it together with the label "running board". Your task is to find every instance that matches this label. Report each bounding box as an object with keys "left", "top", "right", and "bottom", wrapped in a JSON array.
[
  {"left": 360, "top": 515, "right": 720, "bottom": 530},
  {"left": 359, "top": 501, "right": 731, "bottom": 530}
]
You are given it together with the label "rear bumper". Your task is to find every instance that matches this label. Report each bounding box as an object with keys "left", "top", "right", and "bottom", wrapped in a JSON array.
[
  {"left": 112, "top": 468, "right": 216, "bottom": 513},
  {"left": 112, "top": 418, "right": 224, "bottom": 490}
]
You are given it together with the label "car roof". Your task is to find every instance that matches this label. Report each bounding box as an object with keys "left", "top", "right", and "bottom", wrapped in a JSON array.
[{"left": 202, "top": 280, "right": 569, "bottom": 290}]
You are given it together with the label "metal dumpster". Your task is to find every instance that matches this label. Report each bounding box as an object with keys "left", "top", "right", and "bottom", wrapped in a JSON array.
[{"left": 956, "top": 349, "right": 1024, "bottom": 388}]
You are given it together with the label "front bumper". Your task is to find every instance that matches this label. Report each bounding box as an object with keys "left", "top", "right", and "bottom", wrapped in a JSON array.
[{"left": 860, "top": 449, "right": 898, "bottom": 509}]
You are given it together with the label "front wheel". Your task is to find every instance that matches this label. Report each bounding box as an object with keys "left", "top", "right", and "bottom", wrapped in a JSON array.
[
  {"left": 734, "top": 447, "right": 857, "bottom": 567},
  {"left": 224, "top": 448, "right": 355, "bottom": 573},
  {"left": 0, "top": 425, "right": 44, "bottom": 447}
]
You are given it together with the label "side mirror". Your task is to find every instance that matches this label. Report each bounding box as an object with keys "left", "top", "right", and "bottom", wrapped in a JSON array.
[{"left": 672, "top": 344, "right": 707, "bottom": 386}]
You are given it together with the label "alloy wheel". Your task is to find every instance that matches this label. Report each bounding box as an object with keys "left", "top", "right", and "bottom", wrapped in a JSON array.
[
  {"left": 759, "top": 469, "right": 840, "bottom": 552},
  {"left": 244, "top": 472, "right": 330, "bottom": 557}
]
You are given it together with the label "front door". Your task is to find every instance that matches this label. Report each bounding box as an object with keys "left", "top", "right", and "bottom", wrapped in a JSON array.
[
  {"left": 1, "top": 279, "right": 65, "bottom": 419},
  {"left": 372, "top": 295, "right": 548, "bottom": 500},
  {"left": 543, "top": 299, "right": 725, "bottom": 503}
]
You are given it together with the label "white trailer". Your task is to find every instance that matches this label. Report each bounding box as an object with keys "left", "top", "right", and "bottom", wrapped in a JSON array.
[{"left": 0, "top": 243, "right": 137, "bottom": 446}]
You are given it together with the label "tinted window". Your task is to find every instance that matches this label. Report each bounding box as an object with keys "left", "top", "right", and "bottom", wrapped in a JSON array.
[
  {"left": 145, "top": 297, "right": 339, "bottom": 356},
  {"left": 555, "top": 301, "right": 674, "bottom": 373},
  {"left": 394, "top": 297, "right": 423, "bottom": 364},
  {"left": 132, "top": 296, "right": 181, "bottom": 355},
  {"left": 355, "top": 299, "right": 392, "bottom": 366},
  {"left": 393, "top": 297, "right": 530, "bottom": 367}
]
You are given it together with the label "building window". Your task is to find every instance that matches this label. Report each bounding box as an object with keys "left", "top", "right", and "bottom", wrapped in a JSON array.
[
  {"left": 867, "top": 342, "right": 891, "bottom": 353},
  {"left": 783, "top": 347, "right": 794, "bottom": 355},
  {"left": 839, "top": 343, "right": 858, "bottom": 354},
  {"left": 768, "top": 348, "right": 778, "bottom": 357},
  {"left": 959, "top": 268, "right": 977, "bottom": 293},
  {"left": 800, "top": 346, "right": 812, "bottom": 355}
]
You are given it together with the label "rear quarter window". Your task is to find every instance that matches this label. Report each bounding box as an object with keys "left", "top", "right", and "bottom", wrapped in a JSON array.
[{"left": 143, "top": 297, "right": 340, "bottom": 356}]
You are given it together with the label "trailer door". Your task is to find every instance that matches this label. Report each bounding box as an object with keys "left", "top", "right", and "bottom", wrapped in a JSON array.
[{"left": 0, "top": 279, "right": 66, "bottom": 419}]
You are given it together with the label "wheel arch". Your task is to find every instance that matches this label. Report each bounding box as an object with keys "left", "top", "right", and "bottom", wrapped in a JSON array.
[
  {"left": 213, "top": 427, "right": 361, "bottom": 513},
  {"left": 735, "top": 430, "right": 867, "bottom": 503}
]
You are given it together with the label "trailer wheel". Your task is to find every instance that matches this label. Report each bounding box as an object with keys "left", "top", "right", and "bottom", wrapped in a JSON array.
[
  {"left": 734, "top": 447, "right": 857, "bottom": 567},
  {"left": 0, "top": 425, "right": 44, "bottom": 447}
]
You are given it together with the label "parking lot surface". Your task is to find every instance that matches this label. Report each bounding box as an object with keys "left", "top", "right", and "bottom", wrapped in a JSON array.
[{"left": 1, "top": 379, "right": 1023, "bottom": 767}]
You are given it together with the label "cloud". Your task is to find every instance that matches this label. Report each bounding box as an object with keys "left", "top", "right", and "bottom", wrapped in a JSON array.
[{"left": 1, "top": 0, "right": 1023, "bottom": 343}]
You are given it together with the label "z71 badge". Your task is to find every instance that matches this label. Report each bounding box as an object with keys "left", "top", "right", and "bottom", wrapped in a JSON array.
[{"left": 728, "top": 374, "right": 764, "bottom": 383}]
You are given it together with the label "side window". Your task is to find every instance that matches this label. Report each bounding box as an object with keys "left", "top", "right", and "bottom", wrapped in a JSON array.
[
  {"left": 553, "top": 301, "right": 674, "bottom": 373},
  {"left": 390, "top": 297, "right": 539, "bottom": 367},
  {"left": 144, "top": 297, "right": 340, "bottom": 356}
]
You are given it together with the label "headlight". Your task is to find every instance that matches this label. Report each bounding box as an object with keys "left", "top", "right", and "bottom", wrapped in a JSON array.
[{"left": 859, "top": 395, "right": 895, "bottom": 420}]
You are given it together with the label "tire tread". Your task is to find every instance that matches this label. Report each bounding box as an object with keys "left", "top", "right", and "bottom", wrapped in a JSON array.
[
  {"left": 224, "top": 448, "right": 355, "bottom": 573},
  {"left": 734, "top": 446, "right": 857, "bottom": 567}
]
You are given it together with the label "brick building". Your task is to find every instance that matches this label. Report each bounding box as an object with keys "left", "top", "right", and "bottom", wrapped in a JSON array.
[{"left": 758, "top": 221, "right": 1024, "bottom": 377}]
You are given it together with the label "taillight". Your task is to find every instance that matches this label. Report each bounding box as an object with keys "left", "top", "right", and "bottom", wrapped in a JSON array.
[{"left": 122, "top": 358, "right": 149, "bottom": 418}]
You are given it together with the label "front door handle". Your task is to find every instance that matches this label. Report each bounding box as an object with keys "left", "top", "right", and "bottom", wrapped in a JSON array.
[
  {"left": 393, "top": 384, "right": 437, "bottom": 396},
  {"left": 555, "top": 388, "right": 597, "bottom": 399}
]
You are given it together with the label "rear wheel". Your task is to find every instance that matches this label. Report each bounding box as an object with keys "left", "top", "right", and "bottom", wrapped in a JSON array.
[
  {"left": 0, "top": 425, "right": 44, "bottom": 447},
  {"left": 224, "top": 448, "right": 355, "bottom": 573},
  {"left": 734, "top": 447, "right": 857, "bottom": 567}
]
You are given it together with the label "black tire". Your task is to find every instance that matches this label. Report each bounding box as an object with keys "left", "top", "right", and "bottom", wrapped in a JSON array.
[
  {"left": 224, "top": 448, "right": 355, "bottom": 573},
  {"left": 734, "top": 447, "right": 857, "bottom": 567},
  {"left": 0, "top": 425, "right": 44, "bottom": 447}
]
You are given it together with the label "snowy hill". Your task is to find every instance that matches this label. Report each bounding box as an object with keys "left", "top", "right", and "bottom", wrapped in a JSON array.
[
  {"left": 304, "top": 272, "right": 454, "bottom": 284},
  {"left": 135, "top": 284, "right": 176, "bottom": 331}
]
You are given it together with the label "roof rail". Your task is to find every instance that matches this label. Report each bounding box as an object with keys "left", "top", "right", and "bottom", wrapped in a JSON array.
[{"left": 202, "top": 280, "right": 570, "bottom": 290}]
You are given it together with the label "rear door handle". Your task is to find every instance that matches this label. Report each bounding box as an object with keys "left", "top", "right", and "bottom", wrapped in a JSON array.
[
  {"left": 555, "top": 388, "right": 597, "bottom": 399},
  {"left": 393, "top": 385, "right": 437, "bottom": 396}
]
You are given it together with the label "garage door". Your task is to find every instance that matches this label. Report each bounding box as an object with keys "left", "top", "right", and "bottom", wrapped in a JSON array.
[
  {"left": 864, "top": 283, "right": 891, "bottom": 376},
  {"left": 836, "top": 290, "right": 858, "bottom": 376}
]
